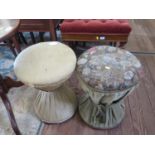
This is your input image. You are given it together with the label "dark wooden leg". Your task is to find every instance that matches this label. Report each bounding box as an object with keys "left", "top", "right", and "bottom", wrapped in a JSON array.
[
  {"left": 68, "top": 42, "right": 74, "bottom": 48},
  {"left": 113, "top": 42, "right": 117, "bottom": 46},
  {"left": 0, "top": 89, "right": 21, "bottom": 135},
  {"left": 74, "top": 41, "right": 78, "bottom": 47},
  {"left": 19, "top": 32, "right": 28, "bottom": 45},
  {"left": 62, "top": 41, "right": 69, "bottom": 46},
  {"left": 82, "top": 42, "right": 86, "bottom": 47},
  {"left": 12, "top": 35, "right": 21, "bottom": 52},
  {"left": 3, "top": 77, "right": 24, "bottom": 93},
  {"left": 68, "top": 42, "right": 78, "bottom": 51},
  {"left": 16, "top": 33, "right": 22, "bottom": 44},
  {"left": 30, "top": 32, "right": 36, "bottom": 44},
  {"left": 39, "top": 32, "right": 44, "bottom": 42},
  {"left": 119, "top": 42, "right": 127, "bottom": 47},
  {"left": 49, "top": 20, "right": 56, "bottom": 41},
  {"left": 50, "top": 31, "right": 56, "bottom": 41},
  {"left": 6, "top": 39, "right": 17, "bottom": 57},
  {"left": 109, "top": 42, "right": 113, "bottom": 46}
]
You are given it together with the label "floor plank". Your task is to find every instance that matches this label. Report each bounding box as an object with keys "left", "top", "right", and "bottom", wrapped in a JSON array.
[
  {"left": 127, "top": 88, "right": 146, "bottom": 134},
  {"left": 125, "top": 19, "right": 155, "bottom": 52},
  {"left": 121, "top": 97, "right": 135, "bottom": 134}
]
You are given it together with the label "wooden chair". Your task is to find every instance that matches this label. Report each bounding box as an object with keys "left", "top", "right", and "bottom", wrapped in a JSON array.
[
  {"left": 0, "top": 75, "right": 23, "bottom": 134},
  {"left": 60, "top": 19, "right": 132, "bottom": 47}
]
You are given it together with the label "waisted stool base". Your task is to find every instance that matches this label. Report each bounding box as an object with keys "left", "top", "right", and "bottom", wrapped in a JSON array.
[
  {"left": 34, "top": 84, "right": 77, "bottom": 123},
  {"left": 79, "top": 95, "right": 125, "bottom": 129}
]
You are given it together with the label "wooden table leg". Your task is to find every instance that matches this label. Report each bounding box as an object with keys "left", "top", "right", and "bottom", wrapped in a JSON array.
[
  {"left": 6, "top": 39, "right": 17, "bottom": 57},
  {"left": 39, "top": 32, "right": 44, "bottom": 42},
  {"left": 119, "top": 42, "right": 127, "bottom": 47},
  {"left": 12, "top": 35, "right": 21, "bottom": 52},
  {"left": 0, "top": 89, "right": 21, "bottom": 135},
  {"left": 49, "top": 20, "right": 56, "bottom": 41}
]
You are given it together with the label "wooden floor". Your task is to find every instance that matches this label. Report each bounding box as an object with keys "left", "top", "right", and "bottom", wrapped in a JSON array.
[
  {"left": 42, "top": 20, "right": 155, "bottom": 134},
  {"left": 125, "top": 19, "right": 155, "bottom": 52}
]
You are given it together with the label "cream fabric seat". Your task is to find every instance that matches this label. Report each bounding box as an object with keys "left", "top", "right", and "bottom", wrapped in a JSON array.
[
  {"left": 14, "top": 41, "right": 76, "bottom": 90},
  {"left": 14, "top": 41, "right": 77, "bottom": 123}
]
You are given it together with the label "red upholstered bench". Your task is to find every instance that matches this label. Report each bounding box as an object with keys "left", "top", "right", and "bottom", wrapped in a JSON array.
[{"left": 60, "top": 19, "right": 132, "bottom": 46}]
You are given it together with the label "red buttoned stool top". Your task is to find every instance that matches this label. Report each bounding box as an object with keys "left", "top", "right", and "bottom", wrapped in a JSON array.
[{"left": 60, "top": 19, "right": 132, "bottom": 46}]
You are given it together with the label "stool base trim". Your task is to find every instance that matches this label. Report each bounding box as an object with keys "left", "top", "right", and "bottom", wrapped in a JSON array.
[{"left": 33, "top": 84, "right": 77, "bottom": 123}]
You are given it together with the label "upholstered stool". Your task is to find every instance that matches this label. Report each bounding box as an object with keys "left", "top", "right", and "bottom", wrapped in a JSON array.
[
  {"left": 14, "top": 42, "right": 77, "bottom": 123},
  {"left": 77, "top": 46, "right": 143, "bottom": 129},
  {"left": 60, "top": 19, "right": 132, "bottom": 46}
]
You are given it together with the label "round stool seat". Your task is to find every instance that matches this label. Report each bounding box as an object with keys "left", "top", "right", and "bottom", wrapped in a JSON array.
[
  {"left": 14, "top": 41, "right": 76, "bottom": 91},
  {"left": 77, "top": 46, "right": 143, "bottom": 129},
  {"left": 77, "top": 46, "right": 143, "bottom": 92},
  {"left": 14, "top": 42, "right": 77, "bottom": 123}
]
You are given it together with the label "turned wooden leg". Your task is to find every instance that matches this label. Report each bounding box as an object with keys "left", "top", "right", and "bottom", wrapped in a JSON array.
[{"left": 0, "top": 89, "right": 21, "bottom": 135}]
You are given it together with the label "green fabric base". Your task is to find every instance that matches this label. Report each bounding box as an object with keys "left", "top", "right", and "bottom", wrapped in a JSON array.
[{"left": 79, "top": 94, "right": 125, "bottom": 129}]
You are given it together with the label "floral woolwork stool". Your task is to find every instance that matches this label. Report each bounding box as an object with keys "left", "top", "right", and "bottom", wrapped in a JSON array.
[
  {"left": 77, "top": 46, "right": 144, "bottom": 129},
  {"left": 14, "top": 42, "right": 77, "bottom": 123}
]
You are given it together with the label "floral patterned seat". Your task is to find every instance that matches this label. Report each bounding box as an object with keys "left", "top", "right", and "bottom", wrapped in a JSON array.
[{"left": 77, "top": 46, "right": 143, "bottom": 92}]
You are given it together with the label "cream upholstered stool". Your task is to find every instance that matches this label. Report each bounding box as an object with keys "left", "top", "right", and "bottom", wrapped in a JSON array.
[
  {"left": 77, "top": 46, "right": 144, "bottom": 129},
  {"left": 14, "top": 41, "right": 77, "bottom": 123}
]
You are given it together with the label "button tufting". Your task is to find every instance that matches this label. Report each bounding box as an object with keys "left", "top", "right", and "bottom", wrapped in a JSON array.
[{"left": 60, "top": 19, "right": 131, "bottom": 33}]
